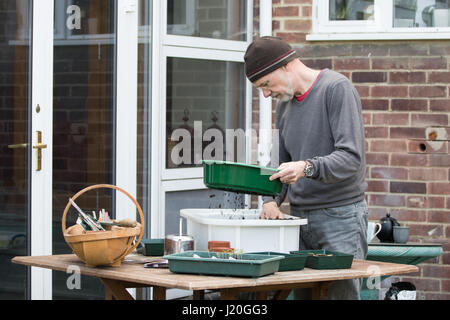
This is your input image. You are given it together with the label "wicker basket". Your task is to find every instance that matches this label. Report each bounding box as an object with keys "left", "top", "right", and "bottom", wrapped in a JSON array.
[{"left": 62, "top": 184, "right": 144, "bottom": 267}]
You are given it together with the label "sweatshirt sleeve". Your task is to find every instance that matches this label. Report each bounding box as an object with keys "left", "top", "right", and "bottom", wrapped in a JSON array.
[{"left": 308, "top": 79, "right": 365, "bottom": 184}]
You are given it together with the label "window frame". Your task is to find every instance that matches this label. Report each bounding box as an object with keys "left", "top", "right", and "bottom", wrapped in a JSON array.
[
  {"left": 309, "top": 0, "right": 450, "bottom": 41},
  {"left": 150, "top": 0, "right": 253, "bottom": 239},
  {"left": 160, "top": 47, "right": 248, "bottom": 181}
]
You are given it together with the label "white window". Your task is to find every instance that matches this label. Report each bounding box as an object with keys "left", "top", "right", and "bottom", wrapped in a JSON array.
[
  {"left": 309, "top": 0, "right": 450, "bottom": 40},
  {"left": 151, "top": 0, "right": 254, "bottom": 238}
]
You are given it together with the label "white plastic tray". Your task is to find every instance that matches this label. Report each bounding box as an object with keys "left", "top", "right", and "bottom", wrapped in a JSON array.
[{"left": 180, "top": 209, "right": 308, "bottom": 253}]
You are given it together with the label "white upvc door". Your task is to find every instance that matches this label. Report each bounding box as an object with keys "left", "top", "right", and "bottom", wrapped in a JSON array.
[
  {"left": 28, "top": 0, "right": 138, "bottom": 299},
  {"left": 30, "top": 0, "right": 54, "bottom": 300}
]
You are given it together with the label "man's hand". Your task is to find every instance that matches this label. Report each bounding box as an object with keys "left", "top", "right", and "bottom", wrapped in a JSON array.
[
  {"left": 260, "top": 201, "right": 284, "bottom": 219},
  {"left": 269, "top": 161, "right": 308, "bottom": 184}
]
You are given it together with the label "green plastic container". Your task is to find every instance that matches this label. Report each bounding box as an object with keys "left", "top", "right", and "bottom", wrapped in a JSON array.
[
  {"left": 140, "top": 239, "right": 165, "bottom": 256},
  {"left": 163, "top": 251, "right": 284, "bottom": 278},
  {"left": 249, "top": 252, "right": 307, "bottom": 271},
  {"left": 290, "top": 250, "right": 353, "bottom": 270},
  {"left": 202, "top": 160, "right": 282, "bottom": 196}
]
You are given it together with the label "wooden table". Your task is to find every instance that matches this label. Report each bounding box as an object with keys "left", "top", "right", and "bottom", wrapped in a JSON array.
[{"left": 12, "top": 254, "right": 418, "bottom": 300}]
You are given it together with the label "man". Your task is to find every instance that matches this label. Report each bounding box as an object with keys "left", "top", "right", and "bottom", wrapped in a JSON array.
[{"left": 244, "top": 36, "right": 368, "bottom": 300}]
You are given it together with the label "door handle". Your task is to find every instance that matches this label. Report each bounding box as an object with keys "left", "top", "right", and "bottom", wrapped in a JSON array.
[
  {"left": 33, "top": 143, "right": 48, "bottom": 149},
  {"left": 33, "top": 131, "right": 47, "bottom": 171},
  {"left": 8, "top": 143, "right": 28, "bottom": 149},
  {"left": 7, "top": 132, "right": 47, "bottom": 171}
]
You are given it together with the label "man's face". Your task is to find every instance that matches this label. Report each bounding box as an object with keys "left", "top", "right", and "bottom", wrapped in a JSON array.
[{"left": 253, "top": 68, "right": 294, "bottom": 102}]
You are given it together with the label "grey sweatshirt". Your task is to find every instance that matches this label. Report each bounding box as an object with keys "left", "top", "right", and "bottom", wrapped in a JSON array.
[{"left": 263, "top": 68, "right": 367, "bottom": 210}]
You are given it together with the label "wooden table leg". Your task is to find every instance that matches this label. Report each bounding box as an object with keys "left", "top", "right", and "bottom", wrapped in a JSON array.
[
  {"left": 220, "top": 288, "right": 239, "bottom": 300},
  {"left": 105, "top": 285, "right": 114, "bottom": 300},
  {"left": 311, "top": 281, "right": 331, "bottom": 300},
  {"left": 255, "top": 291, "right": 268, "bottom": 300},
  {"left": 153, "top": 286, "right": 166, "bottom": 300},
  {"left": 101, "top": 278, "right": 134, "bottom": 300}
]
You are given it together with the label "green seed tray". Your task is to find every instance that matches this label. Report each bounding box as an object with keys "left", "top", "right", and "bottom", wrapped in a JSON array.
[
  {"left": 140, "top": 239, "right": 165, "bottom": 256},
  {"left": 163, "top": 251, "right": 284, "bottom": 278},
  {"left": 290, "top": 250, "right": 354, "bottom": 270},
  {"left": 248, "top": 252, "right": 307, "bottom": 271},
  {"left": 202, "top": 160, "right": 282, "bottom": 196}
]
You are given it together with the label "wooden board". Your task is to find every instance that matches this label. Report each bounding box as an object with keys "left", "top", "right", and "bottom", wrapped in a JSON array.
[{"left": 12, "top": 254, "right": 418, "bottom": 292}]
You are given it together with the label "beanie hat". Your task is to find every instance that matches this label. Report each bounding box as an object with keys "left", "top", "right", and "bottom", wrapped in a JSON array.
[{"left": 244, "top": 36, "right": 299, "bottom": 83}]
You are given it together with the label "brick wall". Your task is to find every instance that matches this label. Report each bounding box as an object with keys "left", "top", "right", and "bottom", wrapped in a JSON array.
[{"left": 257, "top": 0, "right": 450, "bottom": 299}]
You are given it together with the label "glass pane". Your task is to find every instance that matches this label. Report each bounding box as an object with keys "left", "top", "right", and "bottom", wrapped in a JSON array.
[
  {"left": 0, "top": 0, "right": 31, "bottom": 300},
  {"left": 394, "top": 0, "right": 450, "bottom": 28},
  {"left": 167, "top": 0, "right": 247, "bottom": 41},
  {"left": 52, "top": 0, "right": 116, "bottom": 299},
  {"left": 165, "top": 190, "right": 245, "bottom": 235},
  {"left": 329, "top": 0, "right": 375, "bottom": 20},
  {"left": 166, "top": 58, "right": 246, "bottom": 169}
]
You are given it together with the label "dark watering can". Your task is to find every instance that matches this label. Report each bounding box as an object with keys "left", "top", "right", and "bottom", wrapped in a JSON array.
[{"left": 376, "top": 213, "right": 400, "bottom": 243}]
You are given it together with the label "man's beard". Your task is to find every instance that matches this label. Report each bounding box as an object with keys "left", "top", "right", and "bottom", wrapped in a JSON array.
[
  {"left": 278, "top": 91, "right": 293, "bottom": 102},
  {"left": 272, "top": 78, "right": 294, "bottom": 102}
]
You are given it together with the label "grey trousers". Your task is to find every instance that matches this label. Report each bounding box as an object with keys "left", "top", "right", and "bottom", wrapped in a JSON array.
[{"left": 290, "top": 199, "right": 369, "bottom": 300}]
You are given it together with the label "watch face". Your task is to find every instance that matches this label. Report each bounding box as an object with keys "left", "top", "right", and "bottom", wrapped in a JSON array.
[{"left": 305, "top": 165, "right": 314, "bottom": 177}]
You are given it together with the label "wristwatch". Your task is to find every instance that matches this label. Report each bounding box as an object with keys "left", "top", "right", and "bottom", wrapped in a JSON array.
[{"left": 303, "top": 162, "right": 315, "bottom": 178}]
